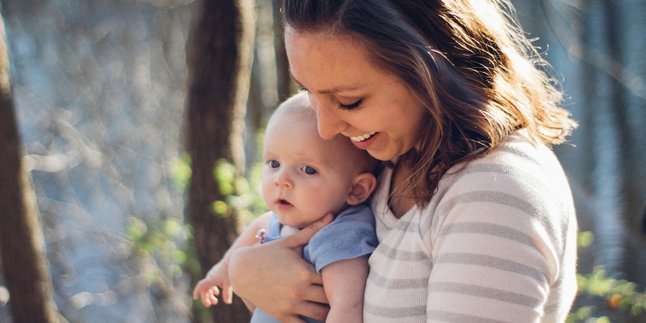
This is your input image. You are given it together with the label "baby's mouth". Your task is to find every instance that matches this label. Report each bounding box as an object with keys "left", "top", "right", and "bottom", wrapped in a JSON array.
[{"left": 277, "top": 198, "right": 292, "bottom": 207}]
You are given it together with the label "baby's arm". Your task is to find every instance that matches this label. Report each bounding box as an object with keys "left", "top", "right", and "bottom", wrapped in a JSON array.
[
  {"left": 321, "top": 255, "right": 370, "bottom": 323},
  {"left": 192, "top": 211, "right": 272, "bottom": 308}
]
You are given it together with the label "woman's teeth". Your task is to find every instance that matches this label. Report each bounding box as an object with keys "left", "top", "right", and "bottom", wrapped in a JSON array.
[{"left": 351, "top": 132, "right": 375, "bottom": 142}]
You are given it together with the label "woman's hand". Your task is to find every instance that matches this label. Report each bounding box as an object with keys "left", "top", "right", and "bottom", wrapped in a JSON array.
[{"left": 228, "top": 214, "right": 333, "bottom": 323}]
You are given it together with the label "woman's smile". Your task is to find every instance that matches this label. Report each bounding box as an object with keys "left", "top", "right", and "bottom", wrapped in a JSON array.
[
  {"left": 349, "top": 132, "right": 378, "bottom": 150},
  {"left": 349, "top": 132, "right": 376, "bottom": 143}
]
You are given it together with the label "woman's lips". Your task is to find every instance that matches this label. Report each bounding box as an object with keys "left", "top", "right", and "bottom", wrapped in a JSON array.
[
  {"left": 350, "top": 132, "right": 376, "bottom": 142},
  {"left": 350, "top": 132, "right": 378, "bottom": 150}
]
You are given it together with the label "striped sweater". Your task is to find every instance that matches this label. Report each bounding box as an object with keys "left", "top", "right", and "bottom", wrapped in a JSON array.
[{"left": 363, "top": 131, "right": 577, "bottom": 323}]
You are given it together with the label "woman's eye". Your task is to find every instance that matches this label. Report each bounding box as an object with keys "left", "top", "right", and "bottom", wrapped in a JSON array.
[
  {"left": 302, "top": 166, "right": 317, "bottom": 175},
  {"left": 338, "top": 98, "right": 363, "bottom": 110},
  {"left": 268, "top": 160, "right": 280, "bottom": 168}
]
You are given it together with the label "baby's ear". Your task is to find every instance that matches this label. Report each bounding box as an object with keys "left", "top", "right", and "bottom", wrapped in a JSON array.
[{"left": 346, "top": 172, "right": 377, "bottom": 205}]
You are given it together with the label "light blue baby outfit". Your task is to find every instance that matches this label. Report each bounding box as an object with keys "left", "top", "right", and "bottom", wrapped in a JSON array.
[{"left": 250, "top": 204, "right": 377, "bottom": 323}]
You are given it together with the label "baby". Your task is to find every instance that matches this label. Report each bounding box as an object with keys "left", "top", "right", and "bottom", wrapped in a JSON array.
[{"left": 193, "top": 92, "right": 380, "bottom": 322}]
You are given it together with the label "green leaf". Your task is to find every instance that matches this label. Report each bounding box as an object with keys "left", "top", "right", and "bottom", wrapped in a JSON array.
[
  {"left": 170, "top": 153, "right": 192, "bottom": 191},
  {"left": 211, "top": 200, "right": 229, "bottom": 216}
]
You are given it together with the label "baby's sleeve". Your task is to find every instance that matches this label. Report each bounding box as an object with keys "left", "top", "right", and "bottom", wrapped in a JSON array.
[{"left": 303, "top": 206, "right": 378, "bottom": 273}]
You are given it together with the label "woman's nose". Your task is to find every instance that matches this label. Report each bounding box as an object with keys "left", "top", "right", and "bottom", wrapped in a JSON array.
[{"left": 308, "top": 94, "right": 345, "bottom": 140}]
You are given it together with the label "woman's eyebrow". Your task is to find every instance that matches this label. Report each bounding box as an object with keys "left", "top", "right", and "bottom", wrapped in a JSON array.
[{"left": 292, "top": 75, "right": 363, "bottom": 94}]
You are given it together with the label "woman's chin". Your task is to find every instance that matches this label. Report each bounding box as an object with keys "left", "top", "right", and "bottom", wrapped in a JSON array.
[{"left": 367, "top": 148, "right": 398, "bottom": 162}]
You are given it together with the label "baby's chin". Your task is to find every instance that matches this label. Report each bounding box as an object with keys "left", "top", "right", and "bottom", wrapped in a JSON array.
[
  {"left": 274, "top": 211, "right": 321, "bottom": 230},
  {"left": 273, "top": 212, "right": 302, "bottom": 229}
]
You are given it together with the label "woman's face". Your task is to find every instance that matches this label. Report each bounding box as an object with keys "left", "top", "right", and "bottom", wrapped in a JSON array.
[{"left": 285, "top": 27, "right": 426, "bottom": 161}]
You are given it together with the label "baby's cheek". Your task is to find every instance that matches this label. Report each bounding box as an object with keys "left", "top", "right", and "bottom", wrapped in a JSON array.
[
  {"left": 299, "top": 191, "right": 325, "bottom": 212},
  {"left": 303, "top": 194, "right": 327, "bottom": 213},
  {"left": 260, "top": 181, "right": 273, "bottom": 205},
  {"left": 307, "top": 191, "right": 345, "bottom": 215}
]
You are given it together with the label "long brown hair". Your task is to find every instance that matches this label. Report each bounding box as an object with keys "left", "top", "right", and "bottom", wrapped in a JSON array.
[{"left": 283, "top": 0, "right": 576, "bottom": 206}]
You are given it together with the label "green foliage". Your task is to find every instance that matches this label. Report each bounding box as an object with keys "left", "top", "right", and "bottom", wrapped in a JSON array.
[
  {"left": 211, "top": 200, "right": 229, "bottom": 217},
  {"left": 127, "top": 215, "right": 191, "bottom": 280},
  {"left": 213, "top": 159, "right": 237, "bottom": 196},
  {"left": 171, "top": 153, "right": 267, "bottom": 221},
  {"left": 209, "top": 130, "right": 268, "bottom": 222},
  {"left": 578, "top": 230, "right": 594, "bottom": 250},
  {"left": 186, "top": 151, "right": 267, "bottom": 318},
  {"left": 170, "top": 153, "right": 192, "bottom": 192},
  {"left": 211, "top": 158, "right": 267, "bottom": 223},
  {"left": 567, "top": 231, "right": 646, "bottom": 322}
]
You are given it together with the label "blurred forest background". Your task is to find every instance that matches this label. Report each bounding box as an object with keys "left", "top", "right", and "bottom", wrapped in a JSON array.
[{"left": 0, "top": 0, "right": 644, "bottom": 322}]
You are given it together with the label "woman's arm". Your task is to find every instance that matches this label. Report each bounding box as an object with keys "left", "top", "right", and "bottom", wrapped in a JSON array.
[
  {"left": 228, "top": 214, "right": 333, "bottom": 322},
  {"left": 423, "top": 150, "right": 576, "bottom": 321},
  {"left": 321, "top": 255, "right": 370, "bottom": 323}
]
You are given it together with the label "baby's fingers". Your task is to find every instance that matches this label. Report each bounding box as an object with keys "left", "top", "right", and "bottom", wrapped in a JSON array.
[
  {"left": 192, "top": 282, "right": 204, "bottom": 300},
  {"left": 222, "top": 285, "right": 234, "bottom": 304},
  {"left": 192, "top": 279, "right": 214, "bottom": 300},
  {"left": 200, "top": 286, "right": 221, "bottom": 307}
]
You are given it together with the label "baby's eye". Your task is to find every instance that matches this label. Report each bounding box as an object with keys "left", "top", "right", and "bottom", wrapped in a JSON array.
[
  {"left": 268, "top": 160, "right": 280, "bottom": 168},
  {"left": 302, "top": 166, "right": 317, "bottom": 175},
  {"left": 297, "top": 84, "right": 309, "bottom": 93}
]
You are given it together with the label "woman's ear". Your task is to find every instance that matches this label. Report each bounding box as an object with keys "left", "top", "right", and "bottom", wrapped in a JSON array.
[{"left": 346, "top": 172, "right": 378, "bottom": 205}]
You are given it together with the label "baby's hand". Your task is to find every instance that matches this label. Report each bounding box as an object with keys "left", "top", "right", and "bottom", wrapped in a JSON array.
[{"left": 192, "top": 263, "right": 233, "bottom": 308}]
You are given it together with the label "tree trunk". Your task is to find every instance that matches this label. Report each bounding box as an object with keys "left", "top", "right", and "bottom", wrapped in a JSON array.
[
  {"left": 0, "top": 13, "right": 59, "bottom": 323},
  {"left": 272, "top": 0, "right": 294, "bottom": 101},
  {"left": 184, "top": 0, "right": 254, "bottom": 322}
]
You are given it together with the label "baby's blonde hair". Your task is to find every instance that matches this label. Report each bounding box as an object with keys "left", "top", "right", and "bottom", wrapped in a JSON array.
[{"left": 269, "top": 92, "right": 380, "bottom": 176}]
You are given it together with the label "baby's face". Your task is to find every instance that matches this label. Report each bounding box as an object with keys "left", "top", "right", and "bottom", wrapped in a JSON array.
[{"left": 261, "top": 110, "right": 361, "bottom": 228}]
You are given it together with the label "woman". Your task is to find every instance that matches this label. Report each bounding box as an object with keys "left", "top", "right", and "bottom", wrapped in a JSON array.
[{"left": 229, "top": 1, "right": 578, "bottom": 322}]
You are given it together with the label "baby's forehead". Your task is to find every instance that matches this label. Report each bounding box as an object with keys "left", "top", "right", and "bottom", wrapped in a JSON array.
[
  {"left": 271, "top": 103, "right": 316, "bottom": 125},
  {"left": 311, "top": 138, "right": 371, "bottom": 173},
  {"left": 267, "top": 96, "right": 371, "bottom": 170},
  {"left": 290, "top": 131, "right": 355, "bottom": 161},
  {"left": 267, "top": 121, "right": 362, "bottom": 164}
]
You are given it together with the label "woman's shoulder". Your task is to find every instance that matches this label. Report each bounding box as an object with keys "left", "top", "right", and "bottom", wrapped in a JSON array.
[
  {"left": 422, "top": 131, "right": 577, "bottom": 282},
  {"left": 477, "top": 130, "right": 551, "bottom": 169},
  {"left": 450, "top": 131, "right": 562, "bottom": 186},
  {"left": 430, "top": 130, "right": 573, "bottom": 216}
]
